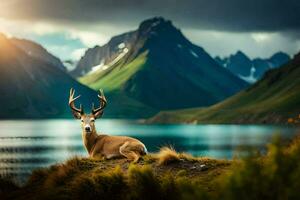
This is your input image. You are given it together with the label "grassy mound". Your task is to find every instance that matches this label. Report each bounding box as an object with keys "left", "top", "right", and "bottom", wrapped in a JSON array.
[{"left": 2, "top": 136, "right": 300, "bottom": 200}]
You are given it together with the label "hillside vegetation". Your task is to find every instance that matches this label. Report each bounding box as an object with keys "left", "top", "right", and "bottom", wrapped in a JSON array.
[
  {"left": 2, "top": 135, "right": 300, "bottom": 200},
  {"left": 148, "top": 52, "right": 300, "bottom": 124}
]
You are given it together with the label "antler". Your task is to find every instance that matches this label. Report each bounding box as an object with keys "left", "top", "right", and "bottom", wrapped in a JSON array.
[
  {"left": 92, "top": 89, "right": 107, "bottom": 118},
  {"left": 69, "top": 88, "right": 83, "bottom": 119}
]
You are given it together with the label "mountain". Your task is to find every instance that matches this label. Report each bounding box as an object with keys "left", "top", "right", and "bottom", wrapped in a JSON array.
[
  {"left": 148, "top": 52, "right": 300, "bottom": 124},
  {"left": 218, "top": 51, "right": 253, "bottom": 77},
  {"left": 71, "top": 31, "right": 136, "bottom": 77},
  {"left": 215, "top": 51, "right": 290, "bottom": 83},
  {"left": 11, "top": 38, "right": 66, "bottom": 71},
  {"left": 0, "top": 33, "right": 97, "bottom": 118},
  {"left": 76, "top": 17, "right": 248, "bottom": 118}
]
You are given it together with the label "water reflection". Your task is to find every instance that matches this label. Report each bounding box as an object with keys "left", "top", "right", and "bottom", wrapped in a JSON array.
[{"left": 0, "top": 119, "right": 298, "bottom": 182}]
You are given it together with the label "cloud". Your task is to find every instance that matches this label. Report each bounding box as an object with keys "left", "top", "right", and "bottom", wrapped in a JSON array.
[
  {"left": 71, "top": 48, "right": 87, "bottom": 60},
  {"left": 183, "top": 29, "right": 300, "bottom": 59},
  {"left": 0, "top": 1, "right": 299, "bottom": 60},
  {"left": 0, "top": 17, "right": 64, "bottom": 39},
  {"left": 251, "top": 33, "right": 273, "bottom": 43},
  {"left": 67, "top": 31, "right": 110, "bottom": 47},
  {"left": 0, "top": 0, "right": 300, "bottom": 32},
  {"left": 0, "top": 17, "right": 115, "bottom": 47}
]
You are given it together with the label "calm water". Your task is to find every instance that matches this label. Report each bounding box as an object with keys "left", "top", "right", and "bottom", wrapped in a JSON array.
[{"left": 0, "top": 119, "right": 299, "bottom": 182}]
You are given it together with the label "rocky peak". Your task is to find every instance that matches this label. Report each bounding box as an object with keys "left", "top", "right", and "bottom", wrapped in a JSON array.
[
  {"left": 269, "top": 52, "right": 290, "bottom": 64},
  {"left": 233, "top": 50, "right": 250, "bottom": 60},
  {"left": 137, "top": 17, "right": 180, "bottom": 39}
]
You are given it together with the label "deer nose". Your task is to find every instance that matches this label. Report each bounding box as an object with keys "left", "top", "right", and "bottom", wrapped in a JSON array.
[{"left": 85, "top": 126, "right": 91, "bottom": 132}]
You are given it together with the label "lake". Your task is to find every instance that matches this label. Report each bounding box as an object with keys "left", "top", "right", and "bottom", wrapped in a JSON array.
[{"left": 0, "top": 119, "right": 299, "bottom": 182}]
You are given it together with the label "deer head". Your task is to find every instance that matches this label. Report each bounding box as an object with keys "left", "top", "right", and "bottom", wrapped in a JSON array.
[{"left": 69, "top": 88, "right": 107, "bottom": 133}]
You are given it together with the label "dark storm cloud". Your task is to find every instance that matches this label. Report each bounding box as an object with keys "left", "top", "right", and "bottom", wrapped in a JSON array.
[{"left": 2, "top": 0, "right": 300, "bottom": 32}]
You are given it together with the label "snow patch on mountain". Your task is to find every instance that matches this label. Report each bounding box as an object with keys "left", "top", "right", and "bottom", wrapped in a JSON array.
[
  {"left": 151, "top": 21, "right": 160, "bottom": 28},
  {"left": 239, "top": 66, "right": 257, "bottom": 83},
  {"left": 118, "top": 43, "right": 125, "bottom": 49},
  {"left": 90, "top": 59, "right": 105, "bottom": 74},
  {"left": 88, "top": 48, "right": 129, "bottom": 74},
  {"left": 123, "top": 48, "right": 129, "bottom": 53},
  {"left": 190, "top": 49, "right": 198, "bottom": 58}
]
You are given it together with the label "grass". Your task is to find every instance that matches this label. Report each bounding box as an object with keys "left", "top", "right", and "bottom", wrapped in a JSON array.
[
  {"left": 79, "top": 51, "right": 149, "bottom": 92},
  {"left": 78, "top": 51, "right": 159, "bottom": 119},
  {"left": 154, "top": 146, "right": 201, "bottom": 165},
  {"left": 156, "top": 147, "right": 181, "bottom": 165},
  {"left": 0, "top": 147, "right": 230, "bottom": 200},
  {"left": 2, "top": 135, "right": 300, "bottom": 199}
]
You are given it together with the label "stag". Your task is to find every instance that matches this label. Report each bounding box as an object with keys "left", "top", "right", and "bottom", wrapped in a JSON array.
[{"left": 69, "top": 88, "right": 147, "bottom": 163}]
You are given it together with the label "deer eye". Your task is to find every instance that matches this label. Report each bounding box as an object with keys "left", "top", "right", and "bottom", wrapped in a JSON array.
[
  {"left": 91, "top": 119, "right": 95, "bottom": 122},
  {"left": 81, "top": 119, "right": 84, "bottom": 122}
]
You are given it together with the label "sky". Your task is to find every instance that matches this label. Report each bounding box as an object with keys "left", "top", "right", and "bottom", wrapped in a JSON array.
[{"left": 0, "top": 0, "right": 299, "bottom": 61}]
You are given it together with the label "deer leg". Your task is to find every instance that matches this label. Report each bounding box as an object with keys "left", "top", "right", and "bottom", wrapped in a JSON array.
[
  {"left": 119, "top": 142, "right": 141, "bottom": 163},
  {"left": 132, "top": 152, "right": 141, "bottom": 163},
  {"left": 90, "top": 152, "right": 105, "bottom": 160}
]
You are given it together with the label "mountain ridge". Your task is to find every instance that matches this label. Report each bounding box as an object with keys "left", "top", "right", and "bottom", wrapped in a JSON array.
[
  {"left": 71, "top": 31, "right": 137, "bottom": 77},
  {"left": 11, "top": 38, "right": 66, "bottom": 71},
  {"left": 0, "top": 33, "right": 97, "bottom": 119},
  {"left": 77, "top": 17, "right": 248, "bottom": 117},
  {"left": 215, "top": 51, "right": 290, "bottom": 83},
  {"left": 148, "top": 52, "right": 300, "bottom": 124}
]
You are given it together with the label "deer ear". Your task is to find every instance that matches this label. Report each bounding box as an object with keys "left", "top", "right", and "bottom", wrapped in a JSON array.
[{"left": 71, "top": 104, "right": 83, "bottom": 119}]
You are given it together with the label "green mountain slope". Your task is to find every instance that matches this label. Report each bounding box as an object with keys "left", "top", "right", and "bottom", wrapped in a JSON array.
[
  {"left": 0, "top": 33, "right": 97, "bottom": 119},
  {"left": 80, "top": 51, "right": 157, "bottom": 118},
  {"left": 148, "top": 52, "right": 300, "bottom": 124},
  {"left": 81, "top": 51, "right": 148, "bottom": 91},
  {"left": 79, "top": 17, "right": 248, "bottom": 118}
]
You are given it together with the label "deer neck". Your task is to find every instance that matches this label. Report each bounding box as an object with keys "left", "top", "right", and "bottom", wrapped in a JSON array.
[{"left": 82, "top": 129, "right": 98, "bottom": 155}]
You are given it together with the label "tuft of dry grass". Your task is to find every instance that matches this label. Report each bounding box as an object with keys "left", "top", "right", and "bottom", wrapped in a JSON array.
[
  {"left": 154, "top": 147, "right": 210, "bottom": 165},
  {"left": 156, "top": 147, "right": 180, "bottom": 165}
]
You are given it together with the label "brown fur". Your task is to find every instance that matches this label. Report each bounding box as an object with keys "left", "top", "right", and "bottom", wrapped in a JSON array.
[
  {"left": 80, "top": 115, "right": 147, "bottom": 163},
  {"left": 69, "top": 88, "right": 147, "bottom": 163}
]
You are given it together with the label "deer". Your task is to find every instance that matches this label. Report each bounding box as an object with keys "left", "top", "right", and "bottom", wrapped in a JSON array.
[{"left": 69, "top": 88, "right": 147, "bottom": 163}]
